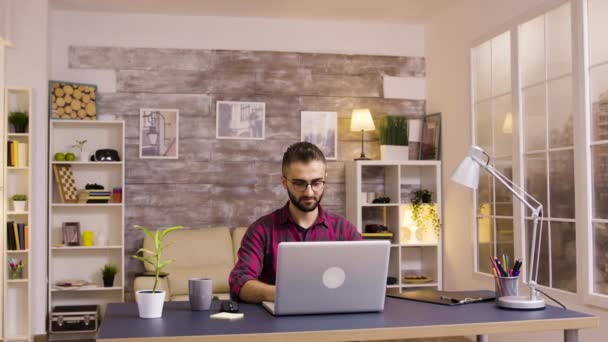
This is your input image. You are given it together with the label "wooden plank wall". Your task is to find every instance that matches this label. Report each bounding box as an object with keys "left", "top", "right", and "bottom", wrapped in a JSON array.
[{"left": 69, "top": 46, "right": 426, "bottom": 298}]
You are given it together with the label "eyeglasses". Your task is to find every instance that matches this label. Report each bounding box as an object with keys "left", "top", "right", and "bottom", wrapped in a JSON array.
[{"left": 286, "top": 178, "right": 326, "bottom": 192}]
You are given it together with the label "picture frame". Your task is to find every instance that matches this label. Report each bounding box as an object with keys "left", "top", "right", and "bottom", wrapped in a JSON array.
[
  {"left": 216, "top": 101, "right": 265, "bottom": 140},
  {"left": 139, "top": 108, "right": 179, "bottom": 159},
  {"left": 49, "top": 80, "right": 98, "bottom": 120},
  {"left": 300, "top": 111, "right": 338, "bottom": 160},
  {"left": 52, "top": 164, "right": 78, "bottom": 203},
  {"left": 419, "top": 112, "right": 442, "bottom": 160},
  {"left": 62, "top": 222, "right": 81, "bottom": 246}
]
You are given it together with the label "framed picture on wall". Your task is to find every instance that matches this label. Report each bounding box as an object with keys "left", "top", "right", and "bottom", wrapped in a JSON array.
[
  {"left": 139, "top": 108, "right": 179, "bottom": 159},
  {"left": 300, "top": 111, "right": 338, "bottom": 160},
  {"left": 420, "top": 112, "right": 442, "bottom": 160},
  {"left": 216, "top": 101, "right": 265, "bottom": 140}
]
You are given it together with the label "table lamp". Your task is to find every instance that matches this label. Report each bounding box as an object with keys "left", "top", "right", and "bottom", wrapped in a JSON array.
[
  {"left": 451, "top": 145, "right": 545, "bottom": 310},
  {"left": 350, "top": 109, "right": 375, "bottom": 160}
]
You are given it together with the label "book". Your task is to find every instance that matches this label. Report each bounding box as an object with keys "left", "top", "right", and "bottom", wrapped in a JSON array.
[
  {"left": 17, "top": 142, "right": 28, "bottom": 167},
  {"left": 24, "top": 225, "right": 29, "bottom": 249},
  {"left": 14, "top": 222, "right": 21, "bottom": 250},
  {"left": 7, "top": 221, "right": 15, "bottom": 250},
  {"left": 12, "top": 140, "right": 18, "bottom": 167},
  {"left": 7, "top": 140, "right": 13, "bottom": 166},
  {"left": 362, "top": 232, "right": 394, "bottom": 240},
  {"left": 18, "top": 224, "right": 25, "bottom": 250}
]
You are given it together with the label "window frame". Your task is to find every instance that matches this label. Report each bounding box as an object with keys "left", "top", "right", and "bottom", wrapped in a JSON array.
[{"left": 469, "top": 0, "right": 607, "bottom": 308}]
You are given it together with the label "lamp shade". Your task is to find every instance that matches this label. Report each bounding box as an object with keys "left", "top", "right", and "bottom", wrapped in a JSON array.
[
  {"left": 450, "top": 156, "right": 480, "bottom": 189},
  {"left": 350, "top": 109, "right": 375, "bottom": 131}
]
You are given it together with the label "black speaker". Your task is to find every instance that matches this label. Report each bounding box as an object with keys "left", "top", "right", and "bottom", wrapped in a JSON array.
[{"left": 92, "top": 149, "right": 120, "bottom": 161}]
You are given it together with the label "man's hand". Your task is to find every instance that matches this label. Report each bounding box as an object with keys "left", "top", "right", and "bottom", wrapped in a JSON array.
[{"left": 238, "top": 280, "right": 276, "bottom": 303}]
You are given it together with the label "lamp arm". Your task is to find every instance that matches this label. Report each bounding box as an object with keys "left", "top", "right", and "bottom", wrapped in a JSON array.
[
  {"left": 476, "top": 159, "right": 544, "bottom": 300},
  {"left": 477, "top": 161, "right": 542, "bottom": 214}
]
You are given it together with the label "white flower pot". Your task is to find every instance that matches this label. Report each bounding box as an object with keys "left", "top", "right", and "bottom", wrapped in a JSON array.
[
  {"left": 79, "top": 150, "right": 91, "bottom": 162},
  {"left": 380, "top": 145, "right": 409, "bottom": 160},
  {"left": 13, "top": 200, "right": 26, "bottom": 212},
  {"left": 136, "top": 290, "right": 166, "bottom": 318}
]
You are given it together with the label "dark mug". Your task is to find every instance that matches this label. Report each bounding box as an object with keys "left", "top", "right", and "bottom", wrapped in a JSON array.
[{"left": 189, "top": 278, "right": 213, "bottom": 311}]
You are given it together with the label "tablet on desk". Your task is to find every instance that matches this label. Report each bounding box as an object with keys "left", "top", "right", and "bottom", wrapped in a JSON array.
[{"left": 387, "top": 289, "right": 495, "bottom": 306}]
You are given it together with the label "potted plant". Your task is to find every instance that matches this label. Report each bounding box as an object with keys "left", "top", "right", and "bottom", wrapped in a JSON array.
[
  {"left": 131, "top": 225, "right": 183, "bottom": 318},
  {"left": 101, "top": 263, "right": 118, "bottom": 287},
  {"left": 8, "top": 111, "right": 28, "bottom": 133},
  {"left": 378, "top": 116, "right": 409, "bottom": 160},
  {"left": 11, "top": 194, "right": 27, "bottom": 212},
  {"left": 72, "top": 139, "right": 90, "bottom": 161},
  {"left": 410, "top": 190, "right": 440, "bottom": 241}
]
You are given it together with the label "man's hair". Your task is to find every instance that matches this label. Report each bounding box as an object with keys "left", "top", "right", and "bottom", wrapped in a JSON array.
[{"left": 282, "top": 142, "right": 326, "bottom": 176}]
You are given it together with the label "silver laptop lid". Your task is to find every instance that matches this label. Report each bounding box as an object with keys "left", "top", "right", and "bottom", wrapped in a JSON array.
[{"left": 273, "top": 240, "right": 390, "bottom": 315}]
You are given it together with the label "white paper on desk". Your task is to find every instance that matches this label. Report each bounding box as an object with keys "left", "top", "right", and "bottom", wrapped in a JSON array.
[{"left": 210, "top": 312, "right": 244, "bottom": 320}]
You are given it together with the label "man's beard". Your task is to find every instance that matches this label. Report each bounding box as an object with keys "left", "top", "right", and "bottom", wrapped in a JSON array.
[{"left": 287, "top": 190, "right": 324, "bottom": 213}]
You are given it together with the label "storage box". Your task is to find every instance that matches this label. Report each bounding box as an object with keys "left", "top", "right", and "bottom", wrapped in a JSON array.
[{"left": 50, "top": 305, "right": 98, "bottom": 333}]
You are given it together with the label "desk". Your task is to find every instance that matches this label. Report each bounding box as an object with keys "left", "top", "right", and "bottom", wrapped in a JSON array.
[{"left": 97, "top": 296, "right": 598, "bottom": 342}]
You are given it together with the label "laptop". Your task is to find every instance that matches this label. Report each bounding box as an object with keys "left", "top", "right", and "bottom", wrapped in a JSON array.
[{"left": 262, "top": 240, "right": 390, "bottom": 315}]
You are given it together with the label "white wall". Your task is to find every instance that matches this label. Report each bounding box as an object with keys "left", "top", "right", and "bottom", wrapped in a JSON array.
[
  {"left": 50, "top": 10, "right": 425, "bottom": 91},
  {"left": 427, "top": 0, "right": 606, "bottom": 341},
  {"left": 6, "top": 8, "right": 428, "bottom": 335},
  {"left": 5, "top": 0, "right": 48, "bottom": 335}
]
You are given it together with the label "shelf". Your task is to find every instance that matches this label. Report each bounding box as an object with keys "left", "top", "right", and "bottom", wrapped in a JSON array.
[
  {"left": 52, "top": 245, "right": 122, "bottom": 251},
  {"left": 362, "top": 203, "right": 400, "bottom": 207},
  {"left": 51, "top": 286, "right": 122, "bottom": 292},
  {"left": 7, "top": 279, "right": 28, "bottom": 283},
  {"left": 7, "top": 211, "right": 29, "bottom": 215},
  {"left": 7, "top": 249, "right": 29, "bottom": 254},
  {"left": 400, "top": 243, "right": 439, "bottom": 247},
  {"left": 8, "top": 166, "right": 29, "bottom": 170},
  {"left": 356, "top": 160, "right": 441, "bottom": 166},
  {"left": 7, "top": 133, "right": 29, "bottom": 138},
  {"left": 51, "top": 161, "right": 122, "bottom": 165},
  {"left": 52, "top": 203, "right": 122, "bottom": 207},
  {"left": 401, "top": 283, "right": 438, "bottom": 288},
  {"left": 51, "top": 119, "right": 124, "bottom": 125},
  {"left": 387, "top": 285, "right": 401, "bottom": 289},
  {"left": 5, "top": 335, "right": 29, "bottom": 341}
]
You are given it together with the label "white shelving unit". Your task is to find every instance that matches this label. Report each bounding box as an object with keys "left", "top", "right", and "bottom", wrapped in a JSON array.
[
  {"left": 48, "top": 120, "right": 125, "bottom": 338},
  {"left": 345, "top": 160, "right": 443, "bottom": 292},
  {"left": 2, "top": 87, "right": 32, "bottom": 342}
]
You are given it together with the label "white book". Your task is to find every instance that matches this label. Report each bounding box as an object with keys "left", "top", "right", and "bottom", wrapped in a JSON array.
[{"left": 18, "top": 142, "right": 28, "bottom": 167}]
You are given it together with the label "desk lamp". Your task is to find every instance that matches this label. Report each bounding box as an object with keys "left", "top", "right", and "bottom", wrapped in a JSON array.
[
  {"left": 350, "top": 109, "right": 375, "bottom": 160},
  {"left": 451, "top": 145, "right": 545, "bottom": 310}
]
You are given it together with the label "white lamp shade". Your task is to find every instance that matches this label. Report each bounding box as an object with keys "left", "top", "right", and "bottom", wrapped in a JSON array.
[
  {"left": 350, "top": 109, "right": 375, "bottom": 131},
  {"left": 450, "top": 156, "right": 480, "bottom": 189}
]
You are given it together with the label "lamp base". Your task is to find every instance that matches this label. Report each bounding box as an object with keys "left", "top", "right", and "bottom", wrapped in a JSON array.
[
  {"left": 354, "top": 156, "right": 371, "bottom": 160},
  {"left": 497, "top": 295, "right": 545, "bottom": 310}
]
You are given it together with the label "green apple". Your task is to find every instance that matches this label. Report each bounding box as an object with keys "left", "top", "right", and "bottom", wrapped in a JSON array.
[
  {"left": 65, "top": 152, "right": 76, "bottom": 161},
  {"left": 54, "top": 152, "right": 66, "bottom": 161}
]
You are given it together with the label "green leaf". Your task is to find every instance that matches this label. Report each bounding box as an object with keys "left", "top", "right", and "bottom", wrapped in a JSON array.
[
  {"left": 160, "top": 225, "right": 184, "bottom": 240},
  {"left": 135, "top": 248, "right": 155, "bottom": 256}
]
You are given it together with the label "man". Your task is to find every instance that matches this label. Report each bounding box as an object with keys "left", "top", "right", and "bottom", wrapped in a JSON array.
[{"left": 229, "top": 142, "right": 361, "bottom": 303}]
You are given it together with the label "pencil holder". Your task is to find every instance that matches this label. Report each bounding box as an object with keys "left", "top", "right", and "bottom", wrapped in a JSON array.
[{"left": 494, "top": 276, "right": 519, "bottom": 298}]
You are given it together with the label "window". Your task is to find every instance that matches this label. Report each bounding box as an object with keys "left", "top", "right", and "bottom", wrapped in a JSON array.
[
  {"left": 587, "top": 0, "right": 608, "bottom": 297},
  {"left": 519, "top": 3, "right": 576, "bottom": 293},
  {"left": 471, "top": 31, "right": 514, "bottom": 274}
]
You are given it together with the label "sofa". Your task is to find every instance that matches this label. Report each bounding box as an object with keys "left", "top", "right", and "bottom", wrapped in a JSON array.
[{"left": 133, "top": 226, "right": 247, "bottom": 301}]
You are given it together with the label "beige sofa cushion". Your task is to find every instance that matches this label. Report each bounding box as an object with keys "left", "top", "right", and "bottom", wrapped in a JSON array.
[
  {"left": 231, "top": 227, "right": 248, "bottom": 262},
  {"left": 168, "top": 265, "right": 232, "bottom": 296},
  {"left": 142, "top": 227, "right": 234, "bottom": 296}
]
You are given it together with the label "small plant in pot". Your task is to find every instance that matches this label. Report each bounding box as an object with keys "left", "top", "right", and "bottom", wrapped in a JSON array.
[
  {"left": 101, "top": 264, "right": 118, "bottom": 287},
  {"left": 72, "top": 139, "right": 90, "bottom": 161},
  {"left": 131, "top": 225, "right": 183, "bottom": 318},
  {"left": 11, "top": 194, "right": 27, "bottom": 212},
  {"left": 410, "top": 190, "right": 440, "bottom": 239},
  {"left": 8, "top": 111, "right": 29, "bottom": 133},
  {"left": 378, "top": 116, "right": 409, "bottom": 160}
]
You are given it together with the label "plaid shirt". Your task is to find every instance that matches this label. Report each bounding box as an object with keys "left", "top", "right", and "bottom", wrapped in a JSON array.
[{"left": 229, "top": 202, "right": 361, "bottom": 299}]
